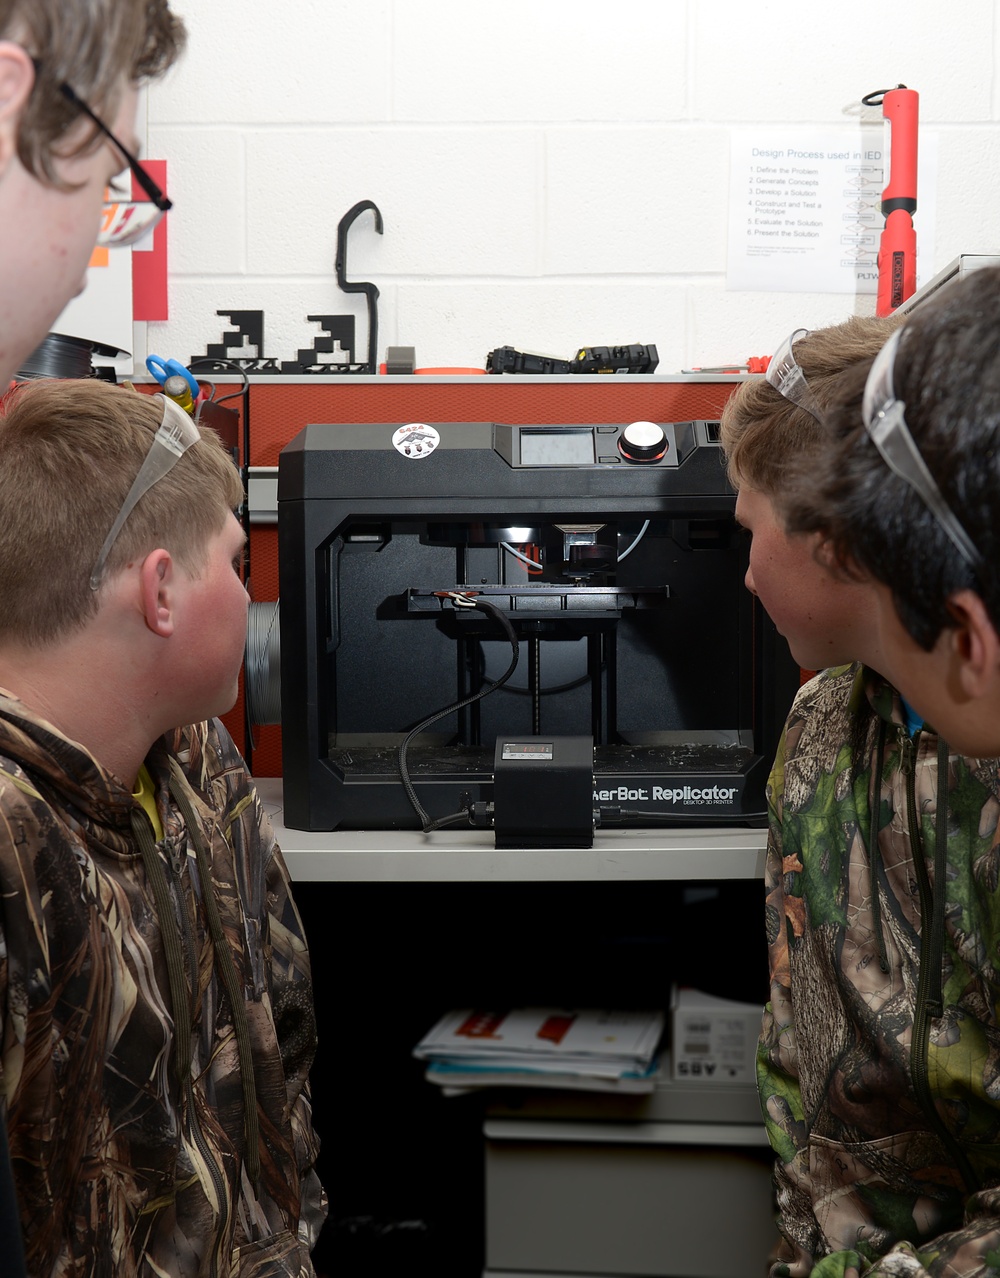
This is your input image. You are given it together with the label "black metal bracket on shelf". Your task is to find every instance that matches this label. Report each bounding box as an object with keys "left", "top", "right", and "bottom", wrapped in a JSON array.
[
  {"left": 190, "top": 309, "right": 369, "bottom": 375},
  {"left": 189, "top": 199, "right": 386, "bottom": 375},
  {"left": 335, "top": 199, "right": 384, "bottom": 374}
]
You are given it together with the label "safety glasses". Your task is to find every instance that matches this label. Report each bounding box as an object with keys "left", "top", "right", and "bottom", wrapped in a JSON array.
[
  {"left": 862, "top": 327, "right": 983, "bottom": 573},
  {"left": 765, "top": 328, "right": 823, "bottom": 423},
  {"left": 89, "top": 395, "right": 200, "bottom": 591}
]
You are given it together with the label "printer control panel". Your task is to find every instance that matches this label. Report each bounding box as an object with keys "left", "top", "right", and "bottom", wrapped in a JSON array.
[{"left": 506, "top": 419, "right": 719, "bottom": 468}]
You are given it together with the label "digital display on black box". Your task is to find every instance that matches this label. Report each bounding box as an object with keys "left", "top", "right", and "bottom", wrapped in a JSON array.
[
  {"left": 501, "top": 742, "right": 554, "bottom": 760},
  {"left": 519, "top": 429, "right": 596, "bottom": 466}
]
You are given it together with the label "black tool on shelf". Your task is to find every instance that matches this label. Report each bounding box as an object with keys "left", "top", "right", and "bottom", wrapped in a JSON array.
[{"left": 487, "top": 343, "right": 659, "bottom": 375}]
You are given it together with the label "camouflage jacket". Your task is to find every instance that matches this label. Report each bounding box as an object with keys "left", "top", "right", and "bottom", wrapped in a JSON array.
[
  {"left": 758, "top": 664, "right": 1000, "bottom": 1278},
  {"left": 0, "top": 692, "right": 326, "bottom": 1277}
]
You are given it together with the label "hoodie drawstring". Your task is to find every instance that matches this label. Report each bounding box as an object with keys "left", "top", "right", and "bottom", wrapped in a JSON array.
[
  {"left": 167, "top": 774, "right": 262, "bottom": 1189},
  {"left": 922, "top": 735, "right": 950, "bottom": 1017},
  {"left": 132, "top": 809, "right": 194, "bottom": 1092},
  {"left": 867, "top": 716, "right": 891, "bottom": 974},
  {"left": 134, "top": 778, "right": 262, "bottom": 1190}
]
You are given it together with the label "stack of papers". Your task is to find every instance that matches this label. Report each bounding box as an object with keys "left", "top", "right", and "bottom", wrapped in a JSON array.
[{"left": 414, "top": 1007, "right": 665, "bottom": 1095}]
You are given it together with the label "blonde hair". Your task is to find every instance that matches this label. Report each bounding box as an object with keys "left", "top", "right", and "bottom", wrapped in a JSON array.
[
  {"left": 0, "top": 379, "right": 243, "bottom": 645},
  {"left": 0, "top": 0, "right": 185, "bottom": 184},
  {"left": 719, "top": 314, "right": 902, "bottom": 496}
]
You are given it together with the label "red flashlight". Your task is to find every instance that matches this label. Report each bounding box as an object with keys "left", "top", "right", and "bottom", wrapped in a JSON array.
[{"left": 864, "top": 85, "right": 919, "bottom": 315}]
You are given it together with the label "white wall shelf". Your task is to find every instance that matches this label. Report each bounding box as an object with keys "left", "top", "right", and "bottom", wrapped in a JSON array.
[{"left": 255, "top": 778, "right": 766, "bottom": 884}]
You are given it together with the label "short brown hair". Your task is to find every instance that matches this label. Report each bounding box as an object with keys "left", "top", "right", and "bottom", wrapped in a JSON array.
[
  {"left": 0, "top": 379, "right": 243, "bottom": 646},
  {"left": 719, "top": 313, "right": 901, "bottom": 497},
  {"left": 784, "top": 267, "right": 1000, "bottom": 650},
  {"left": 0, "top": 0, "right": 185, "bottom": 184}
]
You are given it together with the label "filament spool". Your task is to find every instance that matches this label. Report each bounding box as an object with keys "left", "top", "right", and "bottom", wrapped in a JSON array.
[{"left": 245, "top": 600, "right": 282, "bottom": 726}]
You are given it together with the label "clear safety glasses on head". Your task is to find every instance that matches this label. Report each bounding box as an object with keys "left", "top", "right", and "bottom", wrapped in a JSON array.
[
  {"left": 765, "top": 328, "right": 823, "bottom": 422},
  {"left": 862, "top": 327, "right": 984, "bottom": 574},
  {"left": 89, "top": 395, "right": 200, "bottom": 591}
]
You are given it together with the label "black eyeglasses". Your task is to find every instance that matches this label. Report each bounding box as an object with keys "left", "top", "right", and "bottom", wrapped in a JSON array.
[{"left": 33, "top": 60, "right": 172, "bottom": 247}]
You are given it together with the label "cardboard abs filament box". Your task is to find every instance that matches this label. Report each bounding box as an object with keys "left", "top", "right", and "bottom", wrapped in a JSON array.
[{"left": 670, "top": 985, "right": 761, "bottom": 1084}]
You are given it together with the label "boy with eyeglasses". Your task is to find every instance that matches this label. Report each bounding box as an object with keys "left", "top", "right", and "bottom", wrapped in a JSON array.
[
  {"left": 0, "top": 4, "right": 187, "bottom": 1271},
  {"left": 0, "top": 0, "right": 184, "bottom": 385},
  {"left": 0, "top": 378, "right": 326, "bottom": 1275},
  {"left": 721, "top": 312, "right": 1000, "bottom": 1278}
]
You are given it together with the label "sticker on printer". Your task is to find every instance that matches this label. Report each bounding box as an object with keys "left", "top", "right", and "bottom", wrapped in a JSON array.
[{"left": 392, "top": 422, "right": 440, "bottom": 459}]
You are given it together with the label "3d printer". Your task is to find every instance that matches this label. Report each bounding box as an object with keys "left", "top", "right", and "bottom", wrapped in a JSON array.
[{"left": 277, "top": 417, "right": 799, "bottom": 833}]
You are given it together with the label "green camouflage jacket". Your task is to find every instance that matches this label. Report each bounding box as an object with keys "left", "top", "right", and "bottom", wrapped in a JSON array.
[
  {"left": 0, "top": 692, "right": 326, "bottom": 1277},
  {"left": 758, "top": 663, "right": 1000, "bottom": 1278}
]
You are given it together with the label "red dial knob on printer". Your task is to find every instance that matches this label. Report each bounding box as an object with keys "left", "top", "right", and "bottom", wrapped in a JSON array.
[{"left": 618, "top": 420, "right": 668, "bottom": 463}]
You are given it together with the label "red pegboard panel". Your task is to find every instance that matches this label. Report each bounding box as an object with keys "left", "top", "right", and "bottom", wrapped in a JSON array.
[
  {"left": 247, "top": 526, "right": 279, "bottom": 603},
  {"left": 240, "top": 523, "right": 281, "bottom": 785},
  {"left": 249, "top": 724, "right": 283, "bottom": 778},
  {"left": 246, "top": 378, "right": 739, "bottom": 465}
]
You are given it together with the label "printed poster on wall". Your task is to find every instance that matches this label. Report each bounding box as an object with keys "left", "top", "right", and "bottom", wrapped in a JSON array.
[{"left": 727, "top": 127, "right": 937, "bottom": 295}]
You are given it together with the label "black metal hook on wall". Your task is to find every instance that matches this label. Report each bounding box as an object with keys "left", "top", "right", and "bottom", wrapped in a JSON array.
[{"left": 336, "top": 200, "right": 384, "bottom": 373}]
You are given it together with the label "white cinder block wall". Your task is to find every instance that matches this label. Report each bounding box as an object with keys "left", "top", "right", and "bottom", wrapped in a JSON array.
[{"left": 143, "top": 0, "right": 1000, "bottom": 375}]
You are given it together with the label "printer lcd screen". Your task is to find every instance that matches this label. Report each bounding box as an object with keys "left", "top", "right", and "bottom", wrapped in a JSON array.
[{"left": 519, "top": 429, "right": 596, "bottom": 466}]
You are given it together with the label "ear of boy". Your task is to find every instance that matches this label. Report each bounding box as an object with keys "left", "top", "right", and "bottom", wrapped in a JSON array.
[
  {"left": 945, "top": 589, "right": 1000, "bottom": 702},
  {"left": 139, "top": 550, "right": 177, "bottom": 640},
  {"left": 873, "top": 582, "right": 1000, "bottom": 755},
  {"left": 906, "top": 588, "right": 1000, "bottom": 757},
  {"left": 0, "top": 45, "right": 35, "bottom": 174}
]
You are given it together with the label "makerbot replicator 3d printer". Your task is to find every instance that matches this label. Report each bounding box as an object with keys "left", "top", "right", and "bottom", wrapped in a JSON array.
[{"left": 277, "top": 416, "right": 799, "bottom": 833}]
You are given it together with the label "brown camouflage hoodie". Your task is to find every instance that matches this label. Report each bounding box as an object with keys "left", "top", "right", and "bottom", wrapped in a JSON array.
[{"left": 0, "top": 690, "right": 326, "bottom": 1276}]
